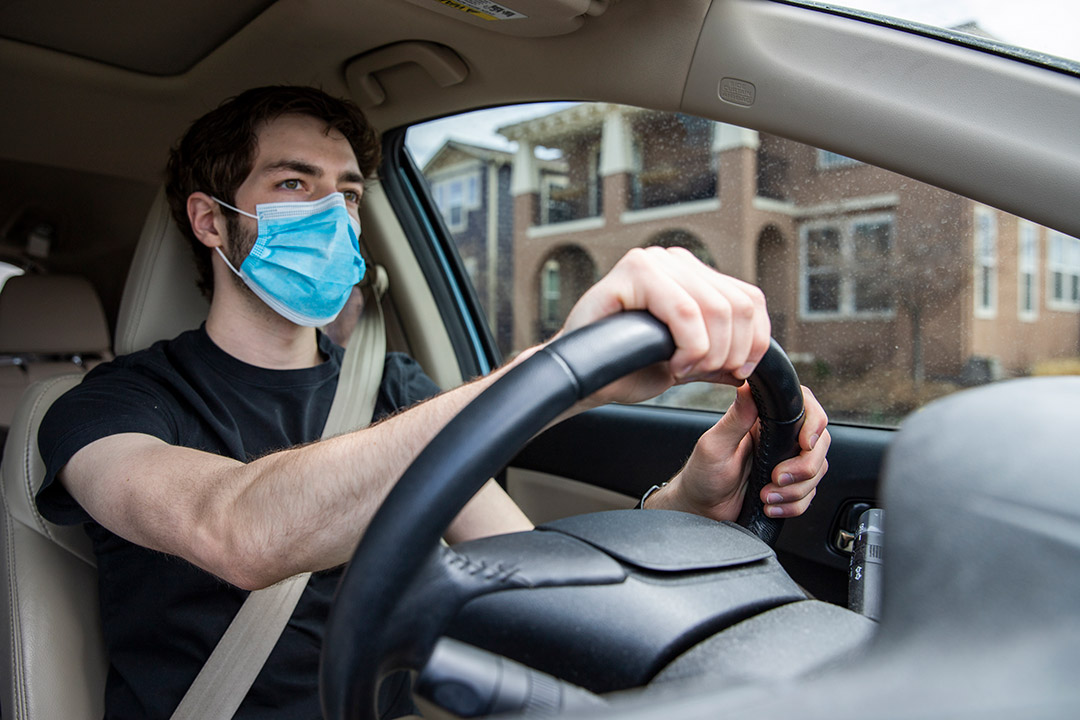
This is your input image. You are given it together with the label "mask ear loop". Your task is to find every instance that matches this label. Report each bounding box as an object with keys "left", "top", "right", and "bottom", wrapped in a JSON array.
[
  {"left": 208, "top": 196, "right": 259, "bottom": 277},
  {"left": 211, "top": 196, "right": 258, "bottom": 220},
  {"left": 214, "top": 247, "right": 245, "bottom": 278}
]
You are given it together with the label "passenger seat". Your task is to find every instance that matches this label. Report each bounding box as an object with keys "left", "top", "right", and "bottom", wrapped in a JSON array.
[{"left": 0, "top": 275, "right": 113, "bottom": 452}]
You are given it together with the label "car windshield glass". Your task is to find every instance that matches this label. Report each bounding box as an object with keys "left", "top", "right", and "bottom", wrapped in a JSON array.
[
  {"left": 788, "top": 0, "right": 1080, "bottom": 65},
  {"left": 406, "top": 102, "right": 1080, "bottom": 428}
]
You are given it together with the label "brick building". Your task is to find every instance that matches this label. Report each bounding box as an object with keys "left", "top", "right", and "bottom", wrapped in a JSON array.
[{"left": 491, "top": 103, "right": 1080, "bottom": 381}]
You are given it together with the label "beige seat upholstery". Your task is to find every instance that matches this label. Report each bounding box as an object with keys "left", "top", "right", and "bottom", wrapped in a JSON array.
[
  {"left": 0, "top": 274, "right": 114, "bottom": 430},
  {"left": 0, "top": 189, "right": 208, "bottom": 718}
]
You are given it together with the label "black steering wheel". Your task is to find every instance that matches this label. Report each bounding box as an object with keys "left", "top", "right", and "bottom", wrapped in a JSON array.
[{"left": 320, "top": 312, "right": 804, "bottom": 720}]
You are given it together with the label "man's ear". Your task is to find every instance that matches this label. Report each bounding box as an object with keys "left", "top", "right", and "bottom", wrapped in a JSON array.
[{"left": 188, "top": 192, "right": 225, "bottom": 249}]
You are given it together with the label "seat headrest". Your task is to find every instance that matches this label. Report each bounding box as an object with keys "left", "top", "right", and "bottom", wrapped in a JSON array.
[
  {"left": 114, "top": 189, "right": 209, "bottom": 355},
  {"left": 0, "top": 275, "right": 111, "bottom": 356}
]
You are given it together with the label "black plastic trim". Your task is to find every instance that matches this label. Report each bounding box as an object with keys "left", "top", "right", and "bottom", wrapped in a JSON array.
[{"left": 378, "top": 129, "right": 501, "bottom": 378}]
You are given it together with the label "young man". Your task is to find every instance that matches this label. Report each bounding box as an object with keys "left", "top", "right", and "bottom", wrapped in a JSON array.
[{"left": 36, "top": 87, "right": 829, "bottom": 718}]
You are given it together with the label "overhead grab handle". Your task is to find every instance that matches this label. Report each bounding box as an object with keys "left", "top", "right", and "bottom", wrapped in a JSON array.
[{"left": 345, "top": 42, "right": 469, "bottom": 108}]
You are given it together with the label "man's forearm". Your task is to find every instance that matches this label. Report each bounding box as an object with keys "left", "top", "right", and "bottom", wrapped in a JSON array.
[{"left": 215, "top": 356, "right": 532, "bottom": 589}]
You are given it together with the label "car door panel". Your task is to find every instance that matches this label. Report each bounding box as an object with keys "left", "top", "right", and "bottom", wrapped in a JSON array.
[{"left": 509, "top": 404, "right": 890, "bottom": 603}]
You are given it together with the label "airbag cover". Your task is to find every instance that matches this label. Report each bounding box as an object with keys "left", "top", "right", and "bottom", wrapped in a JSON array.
[{"left": 540, "top": 509, "right": 773, "bottom": 572}]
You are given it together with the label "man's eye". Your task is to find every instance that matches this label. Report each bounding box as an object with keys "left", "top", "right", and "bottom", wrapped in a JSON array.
[
  {"left": 280, "top": 179, "right": 302, "bottom": 190},
  {"left": 343, "top": 190, "right": 361, "bottom": 204}
]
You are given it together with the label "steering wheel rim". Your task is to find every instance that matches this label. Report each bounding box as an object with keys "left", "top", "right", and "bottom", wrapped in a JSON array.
[{"left": 320, "top": 312, "right": 803, "bottom": 720}]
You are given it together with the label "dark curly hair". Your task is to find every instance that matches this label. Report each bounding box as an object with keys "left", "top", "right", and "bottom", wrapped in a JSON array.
[{"left": 164, "top": 86, "right": 380, "bottom": 299}]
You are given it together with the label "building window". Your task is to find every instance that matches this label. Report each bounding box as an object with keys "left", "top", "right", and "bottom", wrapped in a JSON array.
[
  {"left": 1048, "top": 231, "right": 1080, "bottom": 311},
  {"left": 801, "top": 214, "right": 894, "bottom": 318},
  {"left": 1018, "top": 221, "right": 1039, "bottom": 321},
  {"left": 973, "top": 207, "right": 997, "bottom": 318},
  {"left": 587, "top": 146, "right": 602, "bottom": 218},
  {"left": 540, "top": 173, "right": 571, "bottom": 225},
  {"left": 816, "top": 150, "right": 860, "bottom": 170},
  {"left": 541, "top": 259, "right": 561, "bottom": 330},
  {"left": 433, "top": 171, "right": 480, "bottom": 232}
]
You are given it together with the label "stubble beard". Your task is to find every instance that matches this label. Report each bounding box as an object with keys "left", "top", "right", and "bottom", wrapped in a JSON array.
[{"left": 223, "top": 212, "right": 259, "bottom": 302}]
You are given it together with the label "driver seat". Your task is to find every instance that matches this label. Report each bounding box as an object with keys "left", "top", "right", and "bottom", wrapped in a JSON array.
[{"left": 0, "top": 189, "right": 208, "bottom": 718}]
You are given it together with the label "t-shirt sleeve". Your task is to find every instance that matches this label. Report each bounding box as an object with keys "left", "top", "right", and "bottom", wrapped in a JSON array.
[
  {"left": 376, "top": 353, "right": 442, "bottom": 419},
  {"left": 36, "top": 365, "right": 178, "bottom": 525}
]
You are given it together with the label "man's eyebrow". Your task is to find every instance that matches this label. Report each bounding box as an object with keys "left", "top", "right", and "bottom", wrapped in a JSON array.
[
  {"left": 263, "top": 159, "right": 322, "bottom": 177},
  {"left": 339, "top": 170, "right": 365, "bottom": 186},
  {"left": 261, "top": 160, "right": 364, "bottom": 186}
]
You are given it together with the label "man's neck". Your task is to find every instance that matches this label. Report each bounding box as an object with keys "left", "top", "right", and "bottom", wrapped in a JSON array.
[{"left": 204, "top": 291, "right": 323, "bottom": 370}]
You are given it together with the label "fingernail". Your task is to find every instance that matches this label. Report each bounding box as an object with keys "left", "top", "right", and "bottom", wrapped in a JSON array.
[
  {"left": 777, "top": 473, "right": 794, "bottom": 487},
  {"left": 809, "top": 434, "right": 819, "bottom": 450},
  {"left": 766, "top": 492, "right": 784, "bottom": 504},
  {"left": 734, "top": 362, "right": 755, "bottom": 379},
  {"left": 765, "top": 505, "right": 786, "bottom": 517}
]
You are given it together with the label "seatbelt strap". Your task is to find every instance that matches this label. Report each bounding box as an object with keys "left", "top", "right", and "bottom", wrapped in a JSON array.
[{"left": 170, "top": 266, "right": 389, "bottom": 720}]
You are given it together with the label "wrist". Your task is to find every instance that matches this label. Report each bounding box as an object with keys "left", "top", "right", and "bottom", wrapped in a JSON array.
[
  {"left": 636, "top": 482, "right": 668, "bottom": 509},
  {"left": 639, "top": 477, "right": 695, "bottom": 513}
]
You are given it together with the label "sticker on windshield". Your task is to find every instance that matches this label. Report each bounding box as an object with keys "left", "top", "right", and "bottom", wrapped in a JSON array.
[{"left": 434, "top": 0, "right": 526, "bottom": 21}]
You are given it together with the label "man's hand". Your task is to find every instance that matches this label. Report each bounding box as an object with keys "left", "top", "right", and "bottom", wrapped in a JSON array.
[
  {"left": 560, "top": 247, "right": 771, "bottom": 407},
  {"left": 646, "top": 384, "right": 830, "bottom": 522}
]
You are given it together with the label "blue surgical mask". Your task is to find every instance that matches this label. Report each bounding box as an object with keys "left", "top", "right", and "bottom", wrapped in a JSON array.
[{"left": 212, "top": 192, "right": 365, "bottom": 327}]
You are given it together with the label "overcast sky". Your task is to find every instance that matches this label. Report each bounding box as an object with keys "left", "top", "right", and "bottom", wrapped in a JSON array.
[
  {"left": 406, "top": 0, "right": 1078, "bottom": 165},
  {"left": 845, "top": 0, "right": 1079, "bottom": 60}
]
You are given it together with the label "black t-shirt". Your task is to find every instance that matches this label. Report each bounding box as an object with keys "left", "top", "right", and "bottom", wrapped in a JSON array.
[{"left": 36, "top": 326, "right": 440, "bottom": 720}]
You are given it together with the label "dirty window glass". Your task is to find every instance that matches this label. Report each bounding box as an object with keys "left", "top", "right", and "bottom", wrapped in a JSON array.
[
  {"left": 405, "top": 104, "right": 1079, "bottom": 426},
  {"left": 792, "top": 1, "right": 1080, "bottom": 65}
]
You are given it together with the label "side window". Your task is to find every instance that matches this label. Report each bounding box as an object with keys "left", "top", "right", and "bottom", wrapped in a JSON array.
[
  {"left": 1047, "top": 231, "right": 1080, "bottom": 311},
  {"left": 973, "top": 206, "right": 998, "bottom": 318},
  {"left": 405, "top": 103, "right": 1080, "bottom": 425},
  {"left": 800, "top": 215, "right": 893, "bottom": 318}
]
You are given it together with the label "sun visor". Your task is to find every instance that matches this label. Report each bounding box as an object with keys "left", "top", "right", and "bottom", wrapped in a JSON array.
[{"left": 401, "top": 0, "right": 619, "bottom": 37}]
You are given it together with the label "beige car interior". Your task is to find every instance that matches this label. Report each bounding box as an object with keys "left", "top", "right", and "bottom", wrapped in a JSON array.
[
  {"left": 0, "top": 176, "right": 480, "bottom": 716},
  {"left": 1, "top": 0, "right": 1078, "bottom": 717},
  {"left": 0, "top": 190, "right": 211, "bottom": 718},
  {"left": 0, "top": 275, "right": 114, "bottom": 432}
]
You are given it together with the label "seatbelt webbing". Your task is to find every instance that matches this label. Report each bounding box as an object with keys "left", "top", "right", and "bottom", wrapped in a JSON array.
[{"left": 170, "top": 266, "right": 389, "bottom": 720}]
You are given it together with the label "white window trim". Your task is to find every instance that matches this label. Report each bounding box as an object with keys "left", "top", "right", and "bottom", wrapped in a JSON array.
[
  {"left": 1046, "top": 230, "right": 1080, "bottom": 312},
  {"left": 1017, "top": 220, "right": 1039, "bottom": 322},
  {"left": 973, "top": 206, "right": 998, "bottom": 319},
  {"left": 799, "top": 211, "right": 896, "bottom": 321}
]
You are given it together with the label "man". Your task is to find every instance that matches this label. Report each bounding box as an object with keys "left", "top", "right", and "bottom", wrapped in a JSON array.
[{"left": 36, "top": 87, "right": 829, "bottom": 719}]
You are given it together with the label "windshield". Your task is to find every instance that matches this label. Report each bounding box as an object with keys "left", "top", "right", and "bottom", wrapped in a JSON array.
[
  {"left": 786, "top": 0, "right": 1080, "bottom": 66},
  {"left": 406, "top": 101, "right": 1080, "bottom": 427}
]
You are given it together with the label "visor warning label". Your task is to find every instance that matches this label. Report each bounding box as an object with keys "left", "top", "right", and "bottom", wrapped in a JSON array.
[{"left": 434, "top": 0, "right": 527, "bottom": 21}]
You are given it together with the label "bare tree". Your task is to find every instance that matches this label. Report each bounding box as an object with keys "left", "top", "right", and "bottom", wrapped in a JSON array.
[{"left": 888, "top": 212, "right": 967, "bottom": 385}]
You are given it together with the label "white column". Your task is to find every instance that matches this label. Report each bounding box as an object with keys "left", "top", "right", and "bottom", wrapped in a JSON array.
[
  {"left": 713, "top": 122, "right": 760, "bottom": 153},
  {"left": 511, "top": 142, "right": 538, "bottom": 195},
  {"left": 600, "top": 108, "right": 633, "bottom": 177}
]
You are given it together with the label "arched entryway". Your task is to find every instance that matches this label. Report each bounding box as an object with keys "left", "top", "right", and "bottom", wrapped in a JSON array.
[
  {"left": 536, "top": 245, "right": 598, "bottom": 341},
  {"left": 644, "top": 229, "right": 715, "bottom": 267}
]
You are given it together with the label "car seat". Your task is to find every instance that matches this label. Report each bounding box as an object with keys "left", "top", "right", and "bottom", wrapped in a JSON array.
[
  {"left": 0, "top": 189, "right": 208, "bottom": 719},
  {"left": 0, "top": 274, "right": 114, "bottom": 453}
]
